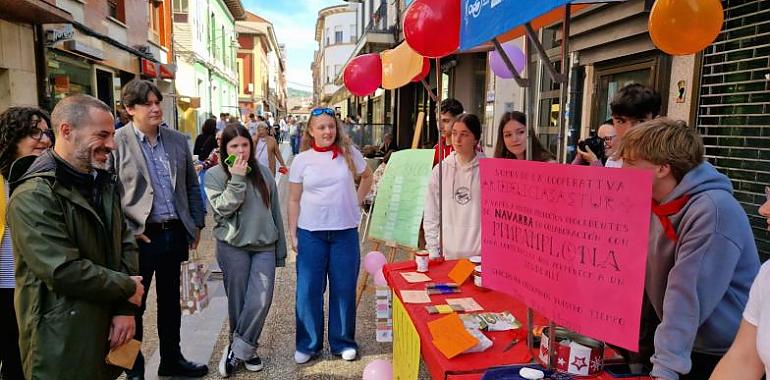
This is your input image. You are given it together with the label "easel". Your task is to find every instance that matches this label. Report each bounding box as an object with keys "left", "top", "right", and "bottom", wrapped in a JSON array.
[
  {"left": 356, "top": 238, "right": 418, "bottom": 306},
  {"left": 356, "top": 111, "right": 428, "bottom": 307}
]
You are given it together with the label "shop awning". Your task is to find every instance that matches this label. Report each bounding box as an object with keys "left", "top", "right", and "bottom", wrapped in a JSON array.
[
  {"left": 459, "top": 0, "right": 625, "bottom": 50},
  {"left": 0, "top": 0, "right": 73, "bottom": 24}
]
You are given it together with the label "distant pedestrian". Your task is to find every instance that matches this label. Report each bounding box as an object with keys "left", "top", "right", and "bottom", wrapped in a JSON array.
[
  {"left": 253, "top": 122, "right": 287, "bottom": 177},
  {"left": 0, "top": 106, "right": 54, "bottom": 380},
  {"left": 112, "top": 80, "right": 208, "bottom": 379},
  {"left": 193, "top": 118, "right": 218, "bottom": 160},
  {"left": 288, "top": 107, "right": 373, "bottom": 364},
  {"left": 205, "top": 125, "right": 286, "bottom": 377},
  {"left": 7, "top": 95, "right": 144, "bottom": 379},
  {"left": 289, "top": 118, "right": 300, "bottom": 155}
]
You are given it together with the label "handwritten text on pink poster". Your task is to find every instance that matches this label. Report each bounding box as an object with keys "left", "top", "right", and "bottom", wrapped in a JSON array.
[{"left": 480, "top": 159, "right": 652, "bottom": 351}]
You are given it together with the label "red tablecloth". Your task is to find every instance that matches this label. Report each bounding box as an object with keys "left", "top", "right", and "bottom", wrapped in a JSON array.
[{"left": 384, "top": 259, "right": 647, "bottom": 380}]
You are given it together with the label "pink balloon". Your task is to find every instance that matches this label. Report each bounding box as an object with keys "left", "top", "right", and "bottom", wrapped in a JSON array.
[
  {"left": 373, "top": 268, "right": 388, "bottom": 287},
  {"left": 343, "top": 54, "right": 382, "bottom": 97},
  {"left": 364, "top": 251, "right": 388, "bottom": 275},
  {"left": 363, "top": 359, "right": 393, "bottom": 380},
  {"left": 489, "top": 43, "right": 526, "bottom": 79}
]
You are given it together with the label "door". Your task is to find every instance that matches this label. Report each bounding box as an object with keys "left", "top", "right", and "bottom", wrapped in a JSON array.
[{"left": 95, "top": 68, "right": 115, "bottom": 112}]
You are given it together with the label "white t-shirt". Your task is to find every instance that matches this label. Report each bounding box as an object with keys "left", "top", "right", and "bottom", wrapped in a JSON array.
[
  {"left": 743, "top": 261, "right": 770, "bottom": 376},
  {"left": 289, "top": 147, "right": 367, "bottom": 231},
  {"left": 605, "top": 157, "right": 623, "bottom": 168}
]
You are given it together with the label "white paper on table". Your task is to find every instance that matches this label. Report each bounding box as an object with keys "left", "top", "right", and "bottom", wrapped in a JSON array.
[
  {"left": 400, "top": 272, "right": 432, "bottom": 283},
  {"left": 446, "top": 297, "right": 484, "bottom": 312},
  {"left": 400, "top": 290, "right": 431, "bottom": 304}
]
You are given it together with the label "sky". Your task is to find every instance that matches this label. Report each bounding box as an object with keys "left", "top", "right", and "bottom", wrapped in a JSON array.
[{"left": 241, "top": 0, "right": 343, "bottom": 92}]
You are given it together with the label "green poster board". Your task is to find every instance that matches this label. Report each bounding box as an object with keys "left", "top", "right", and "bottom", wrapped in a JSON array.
[{"left": 368, "top": 149, "right": 435, "bottom": 248}]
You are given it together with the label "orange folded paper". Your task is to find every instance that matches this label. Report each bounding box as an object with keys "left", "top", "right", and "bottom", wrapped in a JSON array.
[
  {"left": 448, "top": 259, "right": 476, "bottom": 285},
  {"left": 427, "top": 314, "right": 478, "bottom": 359}
]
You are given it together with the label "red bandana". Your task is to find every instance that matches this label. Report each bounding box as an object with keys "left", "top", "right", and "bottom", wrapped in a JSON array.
[
  {"left": 311, "top": 141, "right": 342, "bottom": 159},
  {"left": 652, "top": 195, "right": 691, "bottom": 242}
]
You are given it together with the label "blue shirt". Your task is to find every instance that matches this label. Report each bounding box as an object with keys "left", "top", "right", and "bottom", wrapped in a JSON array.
[
  {"left": 133, "top": 126, "right": 179, "bottom": 223},
  {"left": 1, "top": 179, "right": 14, "bottom": 288}
]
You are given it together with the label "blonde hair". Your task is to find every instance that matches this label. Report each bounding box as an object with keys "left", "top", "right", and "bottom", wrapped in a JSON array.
[
  {"left": 302, "top": 114, "right": 358, "bottom": 177},
  {"left": 616, "top": 118, "right": 704, "bottom": 182}
]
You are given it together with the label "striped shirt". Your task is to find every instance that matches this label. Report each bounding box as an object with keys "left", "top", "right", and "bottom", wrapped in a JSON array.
[{"left": 1, "top": 179, "right": 13, "bottom": 288}]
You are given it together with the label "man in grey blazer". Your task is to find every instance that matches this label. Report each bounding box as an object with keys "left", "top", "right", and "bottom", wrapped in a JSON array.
[{"left": 111, "top": 80, "right": 208, "bottom": 379}]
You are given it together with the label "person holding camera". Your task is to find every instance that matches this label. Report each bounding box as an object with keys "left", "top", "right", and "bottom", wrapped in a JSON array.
[
  {"left": 493, "top": 111, "right": 555, "bottom": 162},
  {"left": 573, "top": 120, "right": 616, "bottom": 166},
  {"left": 575, "top": 83, "right": 661, "bottom": 167}
]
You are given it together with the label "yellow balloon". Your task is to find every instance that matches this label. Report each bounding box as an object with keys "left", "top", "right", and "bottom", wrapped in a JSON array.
[{"left": 649, "top": 0, "right": 724, "bottom": 56}]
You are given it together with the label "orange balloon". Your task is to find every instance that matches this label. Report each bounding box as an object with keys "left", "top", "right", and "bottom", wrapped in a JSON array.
[{"left": 649, "top": 0, "right": 724, "bottom": 55}]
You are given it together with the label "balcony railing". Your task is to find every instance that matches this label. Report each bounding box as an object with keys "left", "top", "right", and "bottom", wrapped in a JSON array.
[{"left": 365, "top": 2, "right": 393, "bottom": 34}]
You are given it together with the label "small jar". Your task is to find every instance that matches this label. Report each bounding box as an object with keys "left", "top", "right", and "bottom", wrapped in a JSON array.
[
  {"left": 415, "top": 250, "right": 429, "bottom": 273},
  {"left": 473, "top": 265, "right": 483, "bottom": 288},
  {"left": 469, "top": 255, "right": 482, "bottom": 266}
]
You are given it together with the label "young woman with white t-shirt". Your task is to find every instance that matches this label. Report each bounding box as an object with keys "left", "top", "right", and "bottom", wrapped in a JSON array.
[
  {"left": 287, "top": 108, "right": 373, "bottom": 364},
  {"left": 710, "top": 191, "right": 770, "bottom": 379}
]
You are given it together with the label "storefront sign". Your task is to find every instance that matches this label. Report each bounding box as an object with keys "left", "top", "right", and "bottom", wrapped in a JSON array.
[
  {"left": 46, "top": 24, "right": 74, "bottom": 45},
  {"left": 140, "top": 58, "right": 158, "bottom": 78},
  {"left": 63, "top": 40, "right": 104, "bottom": 60},
  {"left": 460, "top": 0, "right": 624, "bottom": 50},
  {"left": 480, "top": 159, "right": 652, "bottom": 351},
  {"left": 159, "top": 64, "right": 176, "bottom": 80}
]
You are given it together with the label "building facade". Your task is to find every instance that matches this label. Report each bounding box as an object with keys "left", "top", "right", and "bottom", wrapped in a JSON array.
[
  {"left": 173, "top": 0, "right": 243, "bottom": 137},
  {"left": 312, "top": 4, "right": 358, "bottom": 106},
  {"left": 0, "top": 0, "right": 72, "bottom": 112},
  {"left": 237, "top": 11, "right": 287, "bottom": 120},
  {"left": 1, "top": 0, "right": 176, "bottom": 122}
]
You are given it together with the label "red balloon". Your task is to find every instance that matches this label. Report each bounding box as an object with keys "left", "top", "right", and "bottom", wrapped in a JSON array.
[
  {"left": 403, "top": 0, "right": 460, "bottom": 58},
  {"left": 411, "top": 58, "right": 431, "bottom": 83},
  {"left": 343, "top": 54, "right": 382, "bottom": 97}
]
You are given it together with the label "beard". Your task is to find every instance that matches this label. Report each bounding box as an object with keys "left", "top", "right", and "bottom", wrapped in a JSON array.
[{"left": 73, "top": 141, "right": 111, "bottom": 171}]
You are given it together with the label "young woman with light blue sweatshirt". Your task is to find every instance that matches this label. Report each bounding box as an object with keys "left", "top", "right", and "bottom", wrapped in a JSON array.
[
  {"left": 618, "top": 118, "right": 759, "bottom": 380},
  {"left": 205, "top": 125, "right": 286, "bottom": 377}
]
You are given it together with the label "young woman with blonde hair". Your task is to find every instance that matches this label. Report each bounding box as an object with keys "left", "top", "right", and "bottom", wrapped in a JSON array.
[{"left": 288, "top": 107, "right": 373, "bottom": 364}]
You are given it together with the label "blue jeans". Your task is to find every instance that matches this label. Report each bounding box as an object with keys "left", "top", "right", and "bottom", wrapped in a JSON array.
[{"left": 295, "top": 228, "right": 360, "bottom": 355}]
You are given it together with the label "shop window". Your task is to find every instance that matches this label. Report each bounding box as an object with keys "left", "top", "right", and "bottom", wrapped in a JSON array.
[
  {"left": 47, "top": 53, "right": 93, "bottom": 112},
  {"left": 108, "top": 0, "right": 125, "bottom": 23}
]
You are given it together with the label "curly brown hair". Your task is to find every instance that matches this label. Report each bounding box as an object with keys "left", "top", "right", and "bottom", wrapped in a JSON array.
[{"left": 0, "top": 107, "right": 51, "bottom": 178}]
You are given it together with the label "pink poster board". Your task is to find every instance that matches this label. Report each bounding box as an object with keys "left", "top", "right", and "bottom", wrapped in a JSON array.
[{"left": 480, "top": 159, "right": 653, "bottom": 351}]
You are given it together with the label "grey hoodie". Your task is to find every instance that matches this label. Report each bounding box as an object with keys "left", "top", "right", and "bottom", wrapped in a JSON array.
[
  {"left": 647, "top": 162, "right": 759, "bottom": 380},
  {"left": 204, "top": 164, "right": 287, "bottom": 267}
]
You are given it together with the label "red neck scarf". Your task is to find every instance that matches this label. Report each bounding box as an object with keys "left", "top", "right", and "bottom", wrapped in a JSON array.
[
  {"left": 652, "top": 194, "right": 690, "bottom": 242},
  {"left": 311, "top": 141, "right": 342, "bottom": 159}
]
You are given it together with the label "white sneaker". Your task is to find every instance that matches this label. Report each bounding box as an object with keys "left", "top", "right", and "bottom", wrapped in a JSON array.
[
  {"left": 294, "top": 350, "right": 312, "bottom": 364},
  {"left": 341, "top": 348, "right": 357, "bottom": 361}
]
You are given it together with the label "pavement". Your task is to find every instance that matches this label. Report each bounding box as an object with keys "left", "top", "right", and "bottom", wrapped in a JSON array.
[{"left": 129, "top": 142, "right": 431, "bottom": 380}]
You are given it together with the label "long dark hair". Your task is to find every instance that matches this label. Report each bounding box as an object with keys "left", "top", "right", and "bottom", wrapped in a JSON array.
[
  {"left": 0, "top": 107, "right": 51, "bottom": 178},
  {"left": 219, "top": 125, "right": 270, "bottom": 207},
  {"left": 493, "top": 111, "right": 555, "bottom": 162}
]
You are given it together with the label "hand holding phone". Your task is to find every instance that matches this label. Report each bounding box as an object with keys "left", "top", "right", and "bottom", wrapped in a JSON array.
[{"left": 225, "top": 154, "right": 250, "bottom": 176}]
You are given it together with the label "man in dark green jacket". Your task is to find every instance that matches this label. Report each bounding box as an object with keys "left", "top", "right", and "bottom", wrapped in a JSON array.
[{"left": 7, "top": 94, "right": 144, "bottom": 380}]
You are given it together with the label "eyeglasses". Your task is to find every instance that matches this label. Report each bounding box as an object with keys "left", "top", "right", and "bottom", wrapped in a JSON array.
[
  {"left": 310, "top": 108, "right": 336, "bottom": 117},
  {"left": 601, "top": 135, "right": 616, "bottom": 142},
  {"left": 29, "top": 127, "right": 54, "bottom": 141}
]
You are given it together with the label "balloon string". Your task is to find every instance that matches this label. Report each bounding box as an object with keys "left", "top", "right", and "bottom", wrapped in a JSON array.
[{"left": 420, "top": 79, "right": 438, "bottom": 102}]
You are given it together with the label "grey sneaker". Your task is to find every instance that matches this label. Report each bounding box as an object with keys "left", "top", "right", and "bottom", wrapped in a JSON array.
[{"left": 244, "top": 356, "right": 263, "bottom": 372}]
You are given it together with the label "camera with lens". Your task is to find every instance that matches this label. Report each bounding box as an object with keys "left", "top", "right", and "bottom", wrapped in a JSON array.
[{"left": 577, "top": 134, "right": 606, "bottom": 165}]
